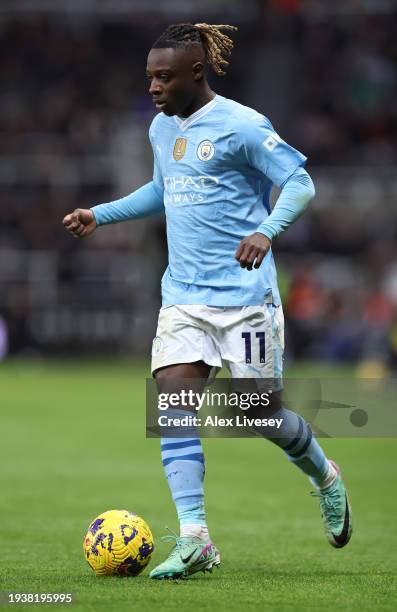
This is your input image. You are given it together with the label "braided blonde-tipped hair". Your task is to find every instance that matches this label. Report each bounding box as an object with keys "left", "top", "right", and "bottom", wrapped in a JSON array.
[
  {"left": 152, "top": 23, "right": 238, "bottom": 75},
  {"left": 194, "top": 23, "right": 237, "bottom": 75}
]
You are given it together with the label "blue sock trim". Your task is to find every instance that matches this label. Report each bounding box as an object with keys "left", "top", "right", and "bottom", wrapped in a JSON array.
[
  {"left": 161, "top": 439, "right": 201, "bottom": 451},
  {"left": 287, "top": 428, "right": 313, "bottom": 458},
  {"left": 281, "top": 417, "right": 304, "bottom": 452},
  {"left": 162, "top": 445, "right": 203, "bottom": 461}
]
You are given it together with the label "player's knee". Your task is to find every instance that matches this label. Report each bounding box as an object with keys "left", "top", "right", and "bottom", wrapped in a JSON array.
[{"left": 155, "top": 361, "right": 210, "bottom": 381}]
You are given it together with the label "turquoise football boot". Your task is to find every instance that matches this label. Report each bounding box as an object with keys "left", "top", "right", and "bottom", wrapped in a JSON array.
[
  {"left": 311, "top": 461, "right": 353, "bottom": 548},
  {"left": 149, "top": 530, "right": 220, "bottom": 580}
]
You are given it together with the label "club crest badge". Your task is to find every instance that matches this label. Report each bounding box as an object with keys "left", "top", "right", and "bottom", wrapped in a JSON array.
[
  {"left": 197, "top": 140, "right": 215, "bottom": 161},
  {"left": 173, "top": 138, "right": 187, "bottom": 161}
]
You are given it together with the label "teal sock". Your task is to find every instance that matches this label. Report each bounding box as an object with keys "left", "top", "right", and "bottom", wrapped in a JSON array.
[{"left": 177, "top": 499, "right": 206, "bottom": 526}]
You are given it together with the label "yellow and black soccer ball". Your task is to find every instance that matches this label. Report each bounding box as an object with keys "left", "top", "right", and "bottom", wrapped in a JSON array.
[{"left": 83, "top": 509, "right": 154, "bottom": 576}]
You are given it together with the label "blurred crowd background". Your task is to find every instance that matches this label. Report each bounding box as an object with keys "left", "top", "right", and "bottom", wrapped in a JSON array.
[{"left": 1, "top": 0, "right": 397, "bottom": 371}]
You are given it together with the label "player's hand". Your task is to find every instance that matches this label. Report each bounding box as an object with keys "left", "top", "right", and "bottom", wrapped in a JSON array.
[
  {"left": 235, "top": 232, "right": 271, "bottom": 271},
  {"left": 62, "top": 208, "right": 97, "bottom": 239}
]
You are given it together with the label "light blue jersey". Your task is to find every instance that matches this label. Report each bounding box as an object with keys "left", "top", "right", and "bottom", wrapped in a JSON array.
[
  {"left": 149, "top": 95, "right": 306, "bottom": 306},
  {"left": 92, "top": 94, "right": 309, "bottom": 306}
]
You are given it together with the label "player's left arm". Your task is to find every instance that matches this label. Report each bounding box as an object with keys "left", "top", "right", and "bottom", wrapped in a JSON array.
[
  {"left": 236, "top": 167, "right": 315, "bottom": 270},
  {"left": 235, "top": 118, "right": 315, "bottom": 270}
]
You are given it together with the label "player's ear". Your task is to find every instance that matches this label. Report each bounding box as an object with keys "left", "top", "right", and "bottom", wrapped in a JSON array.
[{"left": 192, "top": 61, "right": 205, "bottom": 81}]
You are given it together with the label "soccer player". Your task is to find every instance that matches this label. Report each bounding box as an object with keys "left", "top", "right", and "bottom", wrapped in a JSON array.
[{"left": 63, "top": 23, "right": 353, "bottom": 579}]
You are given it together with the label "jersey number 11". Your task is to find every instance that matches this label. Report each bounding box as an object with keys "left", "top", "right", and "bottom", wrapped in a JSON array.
[{"left": 241, "top": 332, "right": 266, "bottom": 364}]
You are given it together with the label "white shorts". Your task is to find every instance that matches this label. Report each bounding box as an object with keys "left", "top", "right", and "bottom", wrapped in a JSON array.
[{"left": 151, "top": 303, "right": 284, "bottom": 380}]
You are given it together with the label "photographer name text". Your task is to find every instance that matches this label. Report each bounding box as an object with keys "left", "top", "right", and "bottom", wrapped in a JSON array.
[{"left": 158, "top": 415, "right": 283, "bottom": 428}]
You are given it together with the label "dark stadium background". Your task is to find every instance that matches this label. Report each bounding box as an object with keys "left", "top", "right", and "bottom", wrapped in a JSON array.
[
  {"left": 1, "top": 0, "right": 396, "bottom": 370},
  {"left": 1, "top": 2, "right": 397, "bottom": 611}
]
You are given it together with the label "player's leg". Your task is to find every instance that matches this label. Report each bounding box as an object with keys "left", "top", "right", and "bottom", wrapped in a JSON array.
[
  {"left": 150, "top": 361, "right": 220, "bottom": 579},
  {"left": 223, "top": 303, "right": 353, "bottom": 548},
  {"left": 156, "top": 360, "right": 210, "bottom": 540},
  {"left": 149, "top": 306, "right": 221, "bottom": 579}
]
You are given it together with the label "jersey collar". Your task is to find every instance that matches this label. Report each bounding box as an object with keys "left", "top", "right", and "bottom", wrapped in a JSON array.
[{"left": 174, "top": 95, "right": 219, "bottom": 132}]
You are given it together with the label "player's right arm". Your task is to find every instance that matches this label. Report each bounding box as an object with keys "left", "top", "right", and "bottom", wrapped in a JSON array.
[
  {"left": 63, "top": 178, "right": 164, "bottom": 239},
  {"left": 63, "top": 118, "right": 164, "bottom": 239}
]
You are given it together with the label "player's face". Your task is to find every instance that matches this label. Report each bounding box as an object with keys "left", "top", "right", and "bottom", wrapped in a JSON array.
[{"left": 146, "top": 47, "right": 203, "bottom": 117}]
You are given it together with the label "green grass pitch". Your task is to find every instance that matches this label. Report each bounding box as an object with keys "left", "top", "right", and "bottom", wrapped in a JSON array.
[{"left": 0, "top": 359, "right": 396, "bottom": 611}]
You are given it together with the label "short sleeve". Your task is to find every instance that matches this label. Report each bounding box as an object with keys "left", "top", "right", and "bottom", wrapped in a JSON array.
[{"left": 242, "top": 116, "right": 307, "bottom": 187}]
